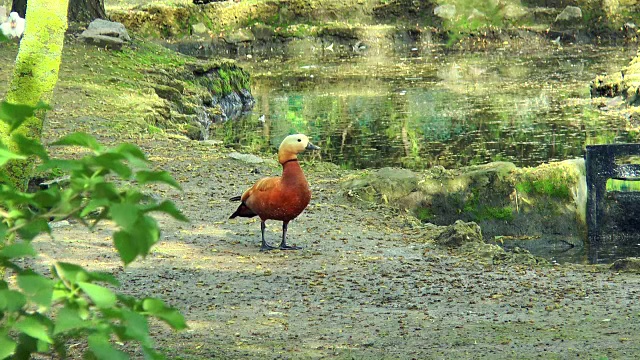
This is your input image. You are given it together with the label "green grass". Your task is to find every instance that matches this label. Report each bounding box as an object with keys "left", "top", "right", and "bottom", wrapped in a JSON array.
[
  {"left": 607, "top": 179, "right": 640, "bottom": 192},
  {"left": 516, "top": 177, "right": 572, "bottom": 199}
]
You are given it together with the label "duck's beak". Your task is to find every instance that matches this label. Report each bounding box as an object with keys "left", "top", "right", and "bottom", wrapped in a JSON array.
[{"left": 306, "top": 142, "right": 320, "bottom": 151}]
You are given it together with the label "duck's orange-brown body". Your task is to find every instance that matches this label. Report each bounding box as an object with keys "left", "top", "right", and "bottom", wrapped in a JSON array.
[
  {"left": 229, "top": 134, "right": 319, "bottom": 251},
  {"left": 232, "top": 159, "right": 311, "bottom": 222}
]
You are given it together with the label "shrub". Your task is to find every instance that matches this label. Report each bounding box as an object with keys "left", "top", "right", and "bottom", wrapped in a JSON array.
[{"left": 0, "top": 101, "right": 188, "bottom": 359}]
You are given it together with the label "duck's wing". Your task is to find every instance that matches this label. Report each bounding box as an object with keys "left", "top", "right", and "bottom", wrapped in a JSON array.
[
  {"left": 229, "top": 177, "right": 279, "bottom": 219},
  {"left": 241, "top": 176, "right": 279, "bottom": 201}
]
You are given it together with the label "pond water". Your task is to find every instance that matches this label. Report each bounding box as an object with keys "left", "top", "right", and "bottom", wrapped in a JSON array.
[
  {"left": 208, "top": 43, "right": 640, "bottom": 264},
  {"left": 212, "top": 44, "right": 639, "bottom": 170}
]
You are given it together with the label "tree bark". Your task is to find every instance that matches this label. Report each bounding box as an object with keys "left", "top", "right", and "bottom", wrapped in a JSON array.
[
  {"left": 67, "top": 0, "right": 106, "bottom": 22},
  {"left": 12, "top": 0, "right": 104, "bottom": 22},
  {"left": 1, "top": 0, "right": 69, "bottom": 190}
]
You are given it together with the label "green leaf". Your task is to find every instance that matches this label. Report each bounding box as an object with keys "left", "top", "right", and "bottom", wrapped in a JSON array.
[
  {"left": 141, "top": 298, "right": 165, "bottom": 313},
  {"left": 17, "top": 218, "right": 50, "bottom": 241},
  {"left": 93, "top": 153, "right": 132, "bottom": 178},
  {"left": 0, "top": 242, "right": 36, "bottom": 258},
  {"left": 17, "top": 271, "right": 53, "bottom": 308},
  {"left": 155, "top": 307, "right": 187, "bottom": 330},
  {"left": 54, "top": 262, "right": 89, "bottom": 283},
  {"left": 86, "top": 271, "right": 120, "bottom": 286},
  {"left": 0, "top": 334, "right": 17, "bottom": 359},
  {"left": 129, "top": 215, "right": 160, "bottom": 255},
  {"left": 110, "top": 203, "right": 140, "bottom": 230},
  {"left": 37, "top": 159, "right": 83, "bottom": 172},
  {"left": 88, "top": 334, "right": 128, "bottom": 360},
  {"left": 143, "top": 200, "right": 188, "bottom": 222},
  {"left": 0, "top": 147, "right": 26, "bottom": 167},
  {"left": 80, "top": 198, "right": 110, "bottom": 217},
  {"left": 32, "top": 189, "right": 62, "bottom": 209},
  {"left": 0, "top": 289, "right": 26, "bottom": 311},
  {"left": 53, "top": 306, "right": 88, "bottom": 335},
  {"left": 12, "top": 134, "right": 49, "bottom": 160},
  {"left": 13, "top": 332, "right": 38, "bottom": 359},
  {"left": 92, "top": 182, "right": 120, "bottom": 201},
  {"left": 0, "top": 101, "right": 49, "bottom": 132},
  {"left": 142, "top": 346, "right": 166, "bottom": 360},
  {"left": 112, "top": 143, "right": 148, "bottom": 162},
  {"left": 122, "top": 309, "right": 151, "bottom": 345},
  {"left": 142, "top": 298, "right": 187, "bottom": 330},
  {"left": 77, "top": 282, "right": 116, "bottom": 308},
  {"left": 14, "top": 316, "right": 53, "bottom": 344},
  {"left": 50, "top": 132, "right": 101, "bottom": 151},
  {"left": 113, "top": 231, "right": 137, "bottom": 265},
  {"left": 136, "top": 170, "right": 181, "bottom": 190},
  {"left": 0, "top": 222, "right": 7, "bottom": 242},
  {"left": 0, "top": 189, "right": 33, "bottom": 205}
]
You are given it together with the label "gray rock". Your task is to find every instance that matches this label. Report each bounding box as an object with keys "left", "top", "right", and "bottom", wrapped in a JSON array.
[
  {"left": 502, "top": 4, "right": 528, "bottom": 20},
  {"left": 151, "top": 84, "right": 182, "bottom": 101},
  {"left": 611, "top": 257, "right": 640, "bottom": 273},
  {"left": 555, "top": 6, "right": 582, "bottom": 22},
  {"left": 251, "top": 23, "right": 275, "bottom": 41},
  {"left": 80, "top": 19, "right": 131, "bottom": 50},
  {"left": 229, "top": 152, "right": 264, "bottom": 164},
  {"left": 434, "top": 4, "right": 456, "bottom": 20},
  {"left": 435, "top": 220, "right": 483, "bottom": 248},
  {"left": 50, "top": 220, "right": 71, "bottom": 228},
  {"left": 342, "top": 167, "right": 418, "bottom": 203},
  {"left": 223, "top": 28, "right": 255, "bottom": 44},
  {"left": 467, "top": 9, "right": 487, "bottom": 21},
  {"left": 192, "top": 22, "right": 208, "bottom": 35}
]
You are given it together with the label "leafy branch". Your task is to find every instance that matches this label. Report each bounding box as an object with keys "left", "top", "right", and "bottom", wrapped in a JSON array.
[{"left": 0, "top": 101, "right": 188, "bottom": 359}]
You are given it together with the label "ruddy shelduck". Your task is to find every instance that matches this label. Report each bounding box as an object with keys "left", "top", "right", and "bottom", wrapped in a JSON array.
[{"left": 229, "top": 134, "right": 320, "bottom": 251}]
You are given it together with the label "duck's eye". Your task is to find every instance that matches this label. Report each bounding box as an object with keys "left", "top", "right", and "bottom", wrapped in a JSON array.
[{"left": 298, "top": 139, "right": 302, "bottom": 142}]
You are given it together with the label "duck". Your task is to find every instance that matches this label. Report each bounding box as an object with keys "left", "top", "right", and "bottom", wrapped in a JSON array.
[
  {"left": 229, "top": 134, "right": 320, "bottom": 251},
  {"left": 1, "top": 12, "right": 25, "bottom": 39}
]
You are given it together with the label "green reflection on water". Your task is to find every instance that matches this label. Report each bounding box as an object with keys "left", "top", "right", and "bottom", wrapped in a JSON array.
[{"left": 212, "top": 46, "right": 640, "bottom": 170}]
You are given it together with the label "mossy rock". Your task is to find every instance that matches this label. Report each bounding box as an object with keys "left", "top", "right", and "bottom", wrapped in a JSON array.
[
  {"left": 223, "top": 28, "right": 256, "bottom": 44},
  {"left": 435, "top": 220, "right": 483, "bottom": 248},
  {"left": 150, "top": 83, "right": 183, "bottom": 102},
  {"left": 342, "top": 159, "right": 586, "bottom": 241},
  {"left": 252, "top": 23, "right": 276, "bottom": 41},
  {"left": 342, "top": 167, "right": 417, "bottom": 203},
  {"left": 610, "top": 257, "right": 640, "bottom": 273}
]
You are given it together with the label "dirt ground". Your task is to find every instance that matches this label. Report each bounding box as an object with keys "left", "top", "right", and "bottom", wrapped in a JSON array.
[
  {"left": 4, "top": 37, "right": 640, "bottom": 359},
  {"left": 38, "top": 136, "right": 640, "bottom": 360}
]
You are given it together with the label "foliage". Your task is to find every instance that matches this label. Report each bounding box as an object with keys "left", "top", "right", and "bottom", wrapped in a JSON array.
[
  {"left": 472, "top": 205, "right": 514, "bottom": 221},
  {"left": 0, "top": 102, "right": 188, "bottom": 358},
  {"left": 437, "top": 0, "right": 508, "bottom": 46},
  {"left": 415, "top": 207, "right": 433, "bottom": 221},
  {"left": 515, "top": 174, "right": 571, "bottom": 199}
]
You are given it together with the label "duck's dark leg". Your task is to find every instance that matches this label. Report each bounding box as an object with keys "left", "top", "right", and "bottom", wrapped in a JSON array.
[
  {"left": 260, "top": 221, "right": 276, "bottom": 251},
  {"left": 279, "top": 221, "right": 301, "bottom": 250}
]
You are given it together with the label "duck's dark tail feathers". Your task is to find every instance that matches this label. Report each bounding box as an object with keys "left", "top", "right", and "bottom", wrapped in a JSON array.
[
  {"left": 229, "top": 195, "right": 242, "bottom": 202},
  {"left": 229, "top": 198, "right": 257, "bottom": 219}
]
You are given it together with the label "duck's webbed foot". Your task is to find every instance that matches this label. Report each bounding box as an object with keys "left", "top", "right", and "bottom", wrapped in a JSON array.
[
  {"left": 279, "top": 243, "right": 301, "bottom": 250},
  {"left": 259, "top": 221, "right": 276, "bottom": 251},
  {"left": 279, "top": 222, "right": 302, "bottom": 250},
  {"left": 260, "top": 243, "right": 277, "bottom": 252}
]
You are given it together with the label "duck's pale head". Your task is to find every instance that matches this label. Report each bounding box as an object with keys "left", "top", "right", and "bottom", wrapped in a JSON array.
[{"left": 278, "top": 134, "right": 320, "bottom": 163}]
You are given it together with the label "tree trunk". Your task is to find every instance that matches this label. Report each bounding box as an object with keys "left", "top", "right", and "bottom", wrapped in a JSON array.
[
  {"left": 10, "top": 0, "right": 26, "bottom": 18},
  {"left": 12, "top": 0, "right": 104, "bottom": 22},
  {"left": 1, "top": 0, "right": 69, "bottom": 190},
  {"left": 67, "top": 0, "right": 106, "bottom": 22}
]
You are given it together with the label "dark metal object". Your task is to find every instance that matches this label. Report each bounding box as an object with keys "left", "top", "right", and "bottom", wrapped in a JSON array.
[{"left": 585, "top": 144, "right": 640, "bottom": 262}]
